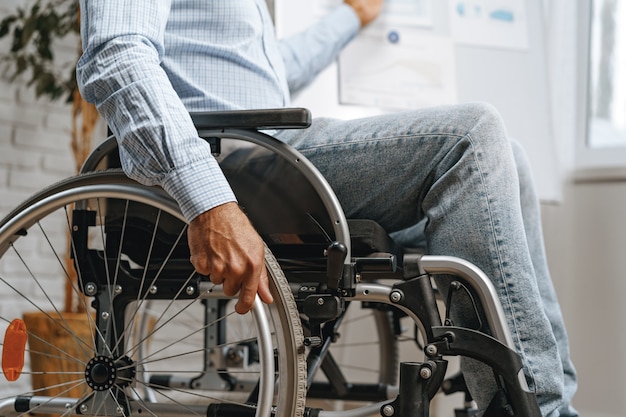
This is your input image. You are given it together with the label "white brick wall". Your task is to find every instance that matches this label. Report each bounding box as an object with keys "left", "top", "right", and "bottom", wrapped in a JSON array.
[
  {"left": 0, "top": 89, "right": 77, "bottom": 217},
  {"left": 0, "top": 7, "right": 84, "bottom": 219}
]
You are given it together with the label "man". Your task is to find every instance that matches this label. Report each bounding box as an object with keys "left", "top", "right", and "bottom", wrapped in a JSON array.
[{"left": 76, "top": 1, "right": 578, "bottom": 415}]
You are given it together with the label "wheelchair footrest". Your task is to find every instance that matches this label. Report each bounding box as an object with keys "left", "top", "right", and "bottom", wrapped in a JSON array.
[{"left": 431, "top": 326, "right": 542, "bottom": 417}]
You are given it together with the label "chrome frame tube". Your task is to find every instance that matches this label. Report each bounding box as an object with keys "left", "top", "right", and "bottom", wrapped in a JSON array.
[
  {"left": 251, "top": 296, "right": 274, "bottom": 417},
  {"left": 419, "top": 255, "right": 515, "bottom": 350}
]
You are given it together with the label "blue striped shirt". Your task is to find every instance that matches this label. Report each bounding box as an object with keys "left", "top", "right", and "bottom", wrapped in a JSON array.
[{"left": 77, "top": 0, "right": 359, "bottom": 221}]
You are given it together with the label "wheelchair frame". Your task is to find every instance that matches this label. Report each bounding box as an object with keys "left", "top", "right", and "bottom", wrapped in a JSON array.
[{"left": 0, "top": 108, "right": 541, "bottom": 417}]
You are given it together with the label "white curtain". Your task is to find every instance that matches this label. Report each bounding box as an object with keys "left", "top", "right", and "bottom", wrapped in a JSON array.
[{"left": 543, "top": 0, "right": 581, "bottom": 174}]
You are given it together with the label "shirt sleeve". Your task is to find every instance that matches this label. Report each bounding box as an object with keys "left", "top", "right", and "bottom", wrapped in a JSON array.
[
  {"left": 76, "top": 0, "right": 236, "bottom": 222},
  {"left": 277, "top": 4, "right": 361, "bottom": 94}
]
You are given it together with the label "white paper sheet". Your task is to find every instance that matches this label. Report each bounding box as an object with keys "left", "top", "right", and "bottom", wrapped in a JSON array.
[
  {"left": 338, "top": 29, "right": 457, "bottom": 110},
  {"left": 448, "top": 0, "right": 529, "bottom": 50}
]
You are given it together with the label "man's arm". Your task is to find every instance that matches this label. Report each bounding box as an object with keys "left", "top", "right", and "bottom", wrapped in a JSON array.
[
  {"left": 77, "top": 0, "right": 232, "bottom": 221},
  {"left": 77, "top": 0, "right": 272, "bottom": 313},
  {"left": 277, "top": 0, "right": 382, "bottom": 94}
]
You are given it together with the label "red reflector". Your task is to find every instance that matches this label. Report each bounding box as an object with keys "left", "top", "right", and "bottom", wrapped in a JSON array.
[{"left": 2, "top": 319, "right": 28, "bottom": 382}]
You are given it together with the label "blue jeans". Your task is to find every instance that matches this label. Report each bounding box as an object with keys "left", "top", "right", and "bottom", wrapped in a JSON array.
[{"left": 275, "top": 102, "right": 578, "bottom": 417}]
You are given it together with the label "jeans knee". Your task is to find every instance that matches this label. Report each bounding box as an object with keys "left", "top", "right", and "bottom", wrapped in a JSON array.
[
  {"left": 452, "top": 102, "right": 510, "bottom": 159},
  {"left": 465, "top": 101, "right": 506, "bottom": 135}
]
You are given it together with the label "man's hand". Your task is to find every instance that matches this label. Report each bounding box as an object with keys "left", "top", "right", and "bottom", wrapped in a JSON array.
[
  {"left": 344, "top": 0, "right": 383, "bottom": 27},
  {"left": 188, "top": 202, "right": 273, "bottom": 314}
]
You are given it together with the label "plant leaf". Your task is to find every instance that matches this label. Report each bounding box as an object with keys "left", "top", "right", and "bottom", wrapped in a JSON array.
[{"left": 0, "top": 16, "right": 18, "bottom": 39}]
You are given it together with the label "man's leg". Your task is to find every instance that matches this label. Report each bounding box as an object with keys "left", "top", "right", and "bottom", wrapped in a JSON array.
[
  {"left": 276, "top": 102, "right": 574, "bottom": 416},
  {"left": 511, "top": 141, "right": 578, "bottom": 417}
]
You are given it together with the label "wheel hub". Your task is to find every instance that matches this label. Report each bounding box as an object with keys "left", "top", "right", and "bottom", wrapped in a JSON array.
[
  {"left": 85, "top": 356, "right": 116, "bottom": 391},
  {"left": 85, "top": 355, "right": 135, "bottom": 391}
]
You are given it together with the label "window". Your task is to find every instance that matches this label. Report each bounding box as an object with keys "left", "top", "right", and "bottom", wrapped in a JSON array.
[
  {"left": 577, "top": 0, "right": 626, "bottom": 170},
  {"left": 588, "top": 0, "right": 626, "bottom": 148}
]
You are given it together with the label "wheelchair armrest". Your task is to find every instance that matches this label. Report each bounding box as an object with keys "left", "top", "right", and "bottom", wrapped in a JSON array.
[{"left": 191, "top": 108, "right": 312, "bottom": 130}]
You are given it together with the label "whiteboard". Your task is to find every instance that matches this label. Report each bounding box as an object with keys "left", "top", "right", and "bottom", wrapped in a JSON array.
[{"left": 275, "top": 0, "right": 560, "bottom": 202}]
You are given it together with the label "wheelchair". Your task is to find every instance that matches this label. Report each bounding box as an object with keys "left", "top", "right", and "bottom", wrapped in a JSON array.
[{"left": 0, "top": 108, "right": 541, "bottom": 417}]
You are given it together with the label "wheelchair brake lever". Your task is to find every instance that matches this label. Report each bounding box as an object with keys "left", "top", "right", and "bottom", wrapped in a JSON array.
[{"left": 325, "top": 241, "right": 347, "bottom": 290}]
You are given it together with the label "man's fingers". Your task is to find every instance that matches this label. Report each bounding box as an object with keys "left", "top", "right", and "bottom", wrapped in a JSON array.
[
  {"left": 235, "top": 275, "right": 259, "bottom": 314},
  {"left": 222, "top": 276, "right": 241, "bottom": 298},
  {"left": 189, "top": 255, "right": 211, "bottom": 275},
  {"left": 210, "top": 275, "right": 225, "bottom": 286},
  {"left": 257, "top": 269, "right": 274, "bottom": 305},
  {"left": 191, "top": 254, "right": 271, "bottom": 314}
]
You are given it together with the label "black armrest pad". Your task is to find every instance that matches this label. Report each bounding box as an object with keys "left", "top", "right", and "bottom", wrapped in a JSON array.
[
  {"left": 348, "top": 219, "right": 402, "bottom": 257},
  {"left": 191, "top": 108, "right": 312, "bottom": 130}
]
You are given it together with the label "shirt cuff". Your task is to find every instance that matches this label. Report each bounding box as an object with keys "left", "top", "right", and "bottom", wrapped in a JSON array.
[{"left": 160, "top": 156, "right": 237, "bottom": 222}]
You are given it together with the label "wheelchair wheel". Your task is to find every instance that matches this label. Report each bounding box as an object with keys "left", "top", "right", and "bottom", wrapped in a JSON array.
[
  {"left": 0, "top": 172, "right": 306, "bottom": 417},
  {"left": 305, "top": 301, "right": 401, "bottom": 414},
  {"left": 340, "top": 304, "right": 398, "bottom": 384},
  {"left": 309, "top": 302, "right": 398, "bottom": 385}
]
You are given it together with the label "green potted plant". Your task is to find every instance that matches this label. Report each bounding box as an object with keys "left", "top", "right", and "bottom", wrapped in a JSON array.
[{"left": 0, "top": 0, "right": 98, "bottom": 173}]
